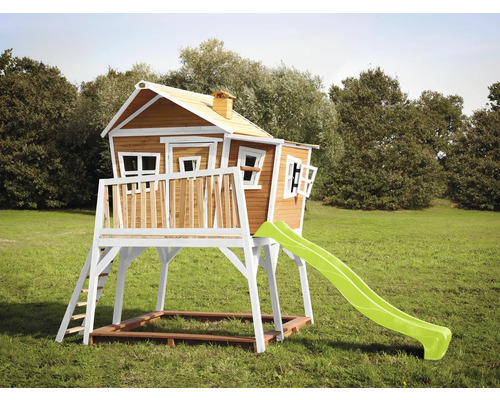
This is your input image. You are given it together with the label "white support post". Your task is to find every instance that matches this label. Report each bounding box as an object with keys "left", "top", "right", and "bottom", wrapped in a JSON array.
[
  {"left": 155, "top": 247, "right": 182, "bottom": 311},
  {"left": 244, "top": 245, "right": 266, "bottom": 353},
  {"left": 83, "top": 246, "right": 121, "bottom": 345},
  {"left": 112, "top": 247, "right": 130, "bottom": 324},
  {"left": 262, "top": 243, "right": 284, "bottom": 340},
  {"left": 281, "top": 247, "right": 314, "bottom": 324}
]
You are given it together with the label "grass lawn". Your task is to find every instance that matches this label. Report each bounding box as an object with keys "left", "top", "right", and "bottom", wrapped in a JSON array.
[{"left": 0, "top": 200, "right": 499, "bottom": 388}]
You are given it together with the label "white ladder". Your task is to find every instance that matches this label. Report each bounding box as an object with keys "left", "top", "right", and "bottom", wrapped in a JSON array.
[{"left": 55, "top": 247, "right": 113, "bottom": 342}]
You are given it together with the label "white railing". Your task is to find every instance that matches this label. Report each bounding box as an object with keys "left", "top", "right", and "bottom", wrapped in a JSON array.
[{"left": 93, "top": 167, "right": 251, "bottom": 240}]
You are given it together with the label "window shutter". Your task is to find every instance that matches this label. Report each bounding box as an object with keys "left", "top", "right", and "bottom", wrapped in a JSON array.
[{"left": 297, "top": 164, "right": 317, "bottom": 198}]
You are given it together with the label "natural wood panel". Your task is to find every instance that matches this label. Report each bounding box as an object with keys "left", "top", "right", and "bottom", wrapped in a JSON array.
[
  {"left": 109, "top": 89, "right": 158, "bottom": 132},
  {"left": 227, "top": 140, "right": 276, "bottom": 234},
  {"left": 123, "top": 97, "right": 213, "bottom": 129},
  {"left": 272, "top": 146, "right": 311, "bottom": 229}
]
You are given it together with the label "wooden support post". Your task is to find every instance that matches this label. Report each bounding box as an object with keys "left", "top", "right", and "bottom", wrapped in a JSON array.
[
  {"left": 150, "top": 183, "right": 157, "bottom": 229},
  {"left": 140, "top": 182, "right": 147, "bottom": 228},
  {"left": 206, "top": 176, "right": 213, "bottom": 228},
  {"left": 131, "top": 183, "right": 137, "bottom": 228},
  {"left": 179, "top": 179, "right": 187, "bottom": 228}
]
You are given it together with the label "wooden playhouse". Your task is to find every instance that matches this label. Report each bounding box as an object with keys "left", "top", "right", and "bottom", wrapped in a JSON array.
[{"left": 56, "top": 81, "right": 319, "bottom": 352}]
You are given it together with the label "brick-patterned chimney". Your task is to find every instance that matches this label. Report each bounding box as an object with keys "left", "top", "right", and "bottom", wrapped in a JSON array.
[{"left": 212, "top": 90, "right": 236, "bottom": 119}]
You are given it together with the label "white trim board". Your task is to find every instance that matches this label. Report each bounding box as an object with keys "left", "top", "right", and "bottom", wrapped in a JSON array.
[
  {"left": 101, "top": 88, "right": 141, "bottom": 137},
  {"left": 109, "top": 126, "right": 227, "bottom": 137}
]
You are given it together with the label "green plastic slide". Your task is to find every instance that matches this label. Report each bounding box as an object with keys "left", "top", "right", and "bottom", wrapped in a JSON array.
[{"left": 254, "top": 221, "right": 452, "bottom": 360}]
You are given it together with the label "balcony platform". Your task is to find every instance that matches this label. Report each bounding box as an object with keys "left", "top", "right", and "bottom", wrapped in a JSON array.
[{"left": 89, "top": 310, "right": 312, "bottom": 352}]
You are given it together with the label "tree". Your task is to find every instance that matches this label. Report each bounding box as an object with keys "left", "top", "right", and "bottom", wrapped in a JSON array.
[
  {"left": 415, "top": 90, "right": 465, "bottom": 161},
  {"left": 446, "top": 83, "right": 500, "bottom": 210},
  {"left": 0, "top": 49, "right": 78, "bottom": 208},
  {"left": 62, "top": 63, "right": 163, "bottom": 206},
  {"left": 325, "top": 67, "right": 444, "bottom": 210},
  {"left": 164, "top": 39, "right": 342, "bottom": 198},
  {"left": 488, "top": 82, "right": 500, "bottom": 111}
]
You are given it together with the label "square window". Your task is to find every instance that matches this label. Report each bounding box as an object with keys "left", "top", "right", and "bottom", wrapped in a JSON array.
[{"left": 237, "top": 146, "right": 266, "bottom": 189}]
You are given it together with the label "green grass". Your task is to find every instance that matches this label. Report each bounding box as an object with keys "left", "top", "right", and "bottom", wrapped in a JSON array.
[{"left": 0, "top": 200, "right": 499, "bottom": 387}]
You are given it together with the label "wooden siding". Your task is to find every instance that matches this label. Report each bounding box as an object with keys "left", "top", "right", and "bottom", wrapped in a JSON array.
[
  {"left": 109, "top": 89, "right": 158, "bottom": 132},
  {"left": 272, "top": 145, "right": 311, "bottom": 229},
  {"left": 122, "top": 97, "right": 213, "bottom": 129},
  {"left": 112, "top": 135, "right": 166, "bottom": 177},
  {"left": 227, "top": 140, "right": 276, "bottom": 234}
]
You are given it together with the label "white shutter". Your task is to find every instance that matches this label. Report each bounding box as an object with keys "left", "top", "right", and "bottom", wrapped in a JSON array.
[{"left": 297, "top": 164, "right": 317, "bottom": 198}]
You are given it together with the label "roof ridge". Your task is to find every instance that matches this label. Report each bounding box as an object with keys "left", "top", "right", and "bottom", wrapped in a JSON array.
[{"left": 139, "top": 81, "right": 214, "bottom": 100}]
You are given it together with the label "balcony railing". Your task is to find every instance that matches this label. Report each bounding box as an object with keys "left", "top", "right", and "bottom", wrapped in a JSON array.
[{"left": 93, "top": 167, "right": 251, "bottom": 244}]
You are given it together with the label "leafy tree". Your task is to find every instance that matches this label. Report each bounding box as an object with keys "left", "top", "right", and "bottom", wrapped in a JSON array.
[
  {"left": 415, "top": 90, "right": 465, "bottom": 161},
  {"left": 64, "top": 63, "right": 163, "bottom": 205},
  {"left": 325, "top": 67, "right": 443, "bottom": 210},
  {"left": 488, "top": 82, "right": 500, "bottom": 111},
  {"left": 164, "top": 39, "right": 342, "bottom": 198},
  {"left": 0, "top": 49, "right": 77, "bottom": 208},
  {"left": 446, "top": 83, "right": 500, "bottom": 210}
]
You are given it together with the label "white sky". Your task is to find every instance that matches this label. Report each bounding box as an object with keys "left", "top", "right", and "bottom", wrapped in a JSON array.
[{"left": 1, "top": 2, "right": 499, "bottom": 115}]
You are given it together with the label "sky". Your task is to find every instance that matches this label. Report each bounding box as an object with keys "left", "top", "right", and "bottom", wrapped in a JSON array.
[{"left": 1, "top": 3, "right": 499, "bottom": 116}]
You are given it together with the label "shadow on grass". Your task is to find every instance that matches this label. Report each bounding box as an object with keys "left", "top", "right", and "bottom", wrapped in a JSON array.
[
  {"left": 299, "top": 337, "right": 424, "bottom": 359},
  {"left": 0, "top": 301, "right": 424, "bottom": 358},
  {"left": 0, "top": 302, "right": 144, "bottom": 340}
]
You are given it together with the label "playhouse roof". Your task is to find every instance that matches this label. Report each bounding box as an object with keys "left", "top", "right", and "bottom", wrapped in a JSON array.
[{"left": 101, "top": 81, "right": 273, "bottom": 139}]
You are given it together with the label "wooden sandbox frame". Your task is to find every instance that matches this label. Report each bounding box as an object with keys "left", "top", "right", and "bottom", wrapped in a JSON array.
[{"left": 90, "top": 310, "right": 312, "bottom": 352}]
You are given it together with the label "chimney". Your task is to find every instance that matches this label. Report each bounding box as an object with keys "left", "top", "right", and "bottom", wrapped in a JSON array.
[{"left": 211, "top": 90, "right": 236, "bottom": 119}]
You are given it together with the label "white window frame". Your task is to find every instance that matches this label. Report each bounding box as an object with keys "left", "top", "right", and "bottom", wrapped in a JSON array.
[
  {"left": 118, "top": 152, "right": 161, "bottom": 192},
  {"left": 284, "top": 155, "right": 302, "bottom": 199},
  {"left": 178, "top": 156, "right": 202, "bottom": 173},
  {"left": 297, "top": 164, "right": 318, "bottom": 198},
  {"left": 237, "top": 146, "right": 266, "bottom": 190}
]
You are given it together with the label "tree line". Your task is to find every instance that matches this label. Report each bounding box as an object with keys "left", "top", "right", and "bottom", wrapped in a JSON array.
[{"left": 1, "top": 39, "right": 498, "bottom": 211}]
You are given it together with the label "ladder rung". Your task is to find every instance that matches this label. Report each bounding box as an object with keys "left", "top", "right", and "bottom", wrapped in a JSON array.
[
  {"left": 81, "top": 286, "right": 104, "bottom": 293},
  {"left": 70, "top": 313, "right": 86, "bottom": 321},
  {"left": 76, "top": 301, "right": 87, "bottom": 307},
  {"left": 65, "top": 326, "right": 85, "bottom": 334}
]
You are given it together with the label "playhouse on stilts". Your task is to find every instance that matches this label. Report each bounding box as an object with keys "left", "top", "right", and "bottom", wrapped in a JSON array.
[{"left": 56, "top": 81, "right": 319, "bottom": 352}]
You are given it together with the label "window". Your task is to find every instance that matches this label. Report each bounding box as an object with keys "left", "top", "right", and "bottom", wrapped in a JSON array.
[
  {"left": 118, "top": 152, "right": 160, "bottom": 191},
  {"left": 178, "top": 156, "right": 201, "bottom": 172},
  {"left": 237, "top": 146, "right": 266, "bottom": 189},
  {"left": 284, "top": 156, "right": 302, "bottom": 199},
  {"left": 284, "top": 155, "right": 317, "bottom": 199}
]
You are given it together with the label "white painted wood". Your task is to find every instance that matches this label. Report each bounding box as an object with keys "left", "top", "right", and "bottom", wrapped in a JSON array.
[
  {"left": 299, "top": 148, "right": 313, "bottom": 234},
  {"left": 114, "top": 95, "right": 162, "bottom": 131},
  {"left": 109, "top": 126, "right": 227, "bottom": 137},
  {"left": 220, "top": 137, "right": 231, "bottom": 168},
  {"left": 160, "top": 136, "right": 223, "bottom": 144},
  {"left": 237, "top": 146, "right": 266, "bottom": 189},
  {"left": 225, "top": 133, "right": 282, "bottom": 145},
  {"left": 101, "top": 88, "right": 140, "bottom": 137},
  {"left": 155, "top": 247, "right": 181, "bottom": 312},
  {"left": 245, "top": 245, "right": 266, "bottom": 353},
  {"left": 297, "top": 164, "right": 317, "bottom": 198},
  {"left": 55, "top": 248, "right": 93, "bottom": 342},
  {"left": 112, "top": 247, "right": 130, "bottom": 324},
  {"left": 262, "top": 243, "right": 284, "bottom": 340},
  {"left": 267, "top": 143, "right": 282, "bottom": 222},
  {"left": 109, "top": 136, "right": 118, "bottom": 178},
  {"left": 219, "top": 247, "right": 247, "bottom": 278},
  {"left": 280, "top": 247, "right": 314, "bottom": 323},
  {"left": 83, "top": 246, "right": 121, "bottom": 345}
]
